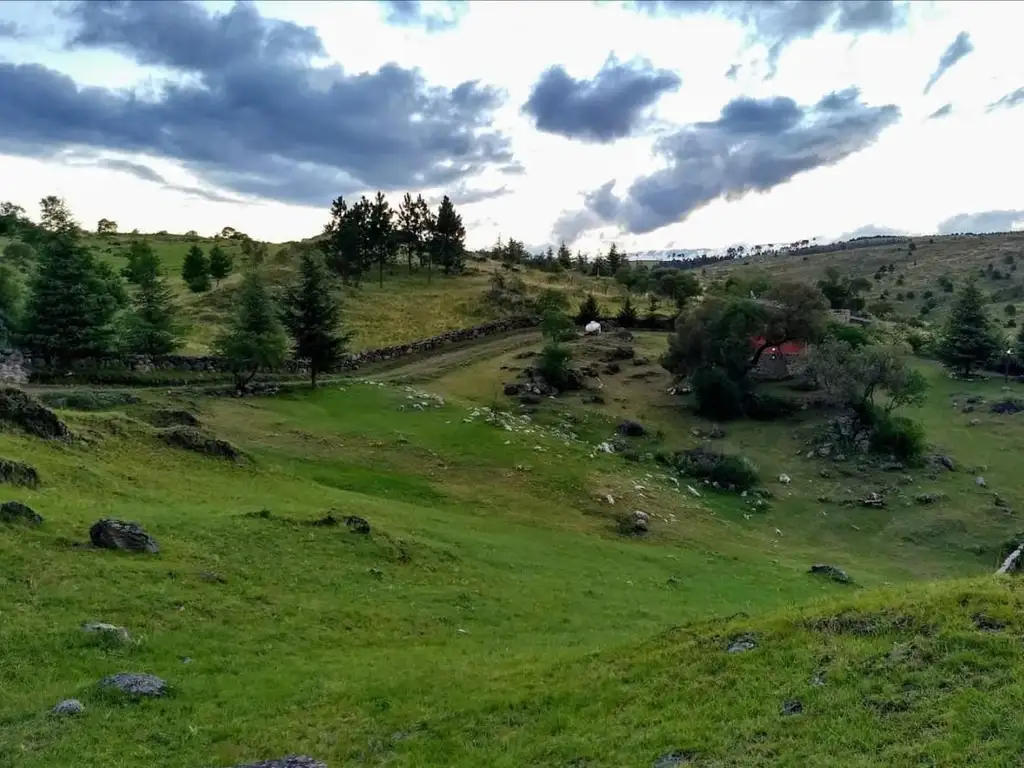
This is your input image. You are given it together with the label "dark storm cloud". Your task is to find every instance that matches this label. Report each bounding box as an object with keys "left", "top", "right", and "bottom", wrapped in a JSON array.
[
  {"left": 557, "top": 87, "right": 900, "bottom": 240},
  {"left": 987, "top": 87, "right": 1024, "bottom": 112},
  {"left": 92, "top": 157, "right": 167, "bottom": 185},
  {"left": 923, "top": 32, "right": 973, "bottom": 95},
  {"left": 62, "top": 152, "right": 245, "bottom": 203},
  {"left": 0, "top": 1, "right": 512, "bottom": 208},
  {"left": 378, "top": 0, "right": 468, "bottom": 32},
  {"left": 937, "top": 210, "right": 1024, "bottom": 235},
  {"left": 629, "top": 1, "right": 907, "bottom": 69},
  {"left": 927, "top": 103, "right": 952, "bottom": 120},
  {"left": 522, "top": 57, "right": 681, "bottom": 143},
  {"left": 0, "top": 20, "right": 25, "bottom": 39},
  {"left": 550, "top": 181, "right": 619, "bottom": 243}
]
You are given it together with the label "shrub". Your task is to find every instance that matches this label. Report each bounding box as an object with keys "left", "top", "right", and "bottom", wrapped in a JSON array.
[
  {"left": 692, "top": 366, "right": 744, "bottom": 421},
  {"left": 906, "top": 290, "right": 916, "bottom": 299},
  {"left": 744, "top": 392, "right": 800, "bottom": 421},
  {"left": 576, "top": 293, "right": 601, "bottom": 324},
  {"left": 536, "top": 343, "right": 574, "bottom": 389},
  {"left": 826, "top": 322, "right": 871, "bottom": 349},
  {"left": 674, "top": 447, "right": 759, "bottom": 491},
  {"left": 868, "top": 411, "right": 926, "bottom": 462}
]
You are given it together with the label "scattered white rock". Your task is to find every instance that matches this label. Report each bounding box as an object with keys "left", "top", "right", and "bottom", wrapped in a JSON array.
[
  {"left": 778, "top": 473, "right": 791, "bottom": 485},
  {"left": 605, "top": 494, "right": 615, "bottom": 505},
  {"left": 81, "top": 622, "right": 131, "bottom": 644},
  {"left": 977, "top": 476, "right": 987, "bottom": 487},
  {"left": 52, "top": 699, "right": 83, "bottom": 716},
  {"left": 687, "top": 485, "right": 701, "bottom": 497}
]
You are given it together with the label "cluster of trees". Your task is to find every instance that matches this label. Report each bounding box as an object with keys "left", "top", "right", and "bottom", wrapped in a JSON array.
[
  {"left": 180, "top": 242, "right": 234, "bottom": 292},
  {"left": 322, "top": 192, "right": 466, "bottom": 287},
  {"left": 0, "top": 197, "right": 350, "bottom": 390}
]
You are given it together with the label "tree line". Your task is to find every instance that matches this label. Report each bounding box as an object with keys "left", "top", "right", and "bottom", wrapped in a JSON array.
[{"left": 0, "top": 197, "right": 349, "bottom": 390}]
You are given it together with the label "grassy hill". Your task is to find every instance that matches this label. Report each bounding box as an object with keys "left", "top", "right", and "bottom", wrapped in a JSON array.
[
  {"left": 4, "top": 319, "right": 1024, "bottom": 766},
  {"left": 1, "top": 231, "right": 631, "bottom": 355},
  {"left": 705, "top": 231, "right": 1024, "bottom": 332}
]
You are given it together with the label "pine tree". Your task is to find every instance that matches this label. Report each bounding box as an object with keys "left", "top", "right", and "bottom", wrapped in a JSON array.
[
  {"left": 181, "top": 244, "right": 211, "bottom": 292},
  {"left": 616, "top": 295, "right": 639, "bottom": 328},
  {"left": 368, "top": 191, "right": 395, "bottom": 288},
  {"left": 208, "top": 244, "right": 233, "bottom": 284},
  {"left": 284, "top": 249, "right": 350, "bottom": 388},
  {"left": 323, "top": 196, "right": 370, "bottom": 285},
  {"left": 937, "top": 280, "right": 1001, "bottom": 377},
  {"left": 557, "top": 241, "right": 572, "bottom": 269},
  {"left": 20, "top": 231, "right": 118, "bottom": 365},
  {"left": 430, "top": 195, "right": 466, "bottom": 276},
  {"left": 214, "top": 267, "right": 290, "bottom": 391},
  {"left": 122, "top": 240, "right": 160, "bottom": 286},
  {"left": 397, "top": 192, "right": 427, "bottom": 274},
  {"left": 606, "top": 243, "right": 622, "bottom": 274},
  {"left": 125, "top": 269, "right": 180, "bottom": 356},
  {"left": 576, "top": 293, "right": 602, "bottom": 325}
]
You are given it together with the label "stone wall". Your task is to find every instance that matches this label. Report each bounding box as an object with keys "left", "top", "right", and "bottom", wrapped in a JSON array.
[{"left": 9, "top": 315, "right": 538, "bottom": 381}]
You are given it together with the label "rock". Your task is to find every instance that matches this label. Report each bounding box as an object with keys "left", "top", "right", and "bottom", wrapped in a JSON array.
[
  {"left": 631, "top": 510, "right": 649, "bottom": 534},
  {"left": 972, "top": 613, "right": 1006, "bottom": 632},
  {"left": 502, "top": 383, "right": 519, "bottom": 396},
  {"left": 343, "top": 516, "right": 371, "bottom": 534},
  {"left": 819, "top": 469, "right": 831, "bottom": 479},
  {"left": 708, "top": 424, "right": 726, "bottom": 439},
  {"left": 617, "top": 420, "right": 647, "bottom": 437},
  {"left": 652, "top": 752, "right": 696, "bottom": 768},
  {"left": 82, "top": 622, "right": 132, "bottom": 643},
  {"left": 727, "top": 634, "right": 757, "bottom": 653},
  {"left": 200, "top": 570, "right": 226, "bottom": 583},
  {"left": 0, "top": 500, "right": 42, "bottom": 526},
  {"left": 898, "top": 474, "right": 914, "bottom": 486},
  {"left": 602, "top": 363, "right": 621, "bottom": 376},
  {"left": 99, "top": 672, "right": 167, "bottom": 698},
  {"left": 161, "top": 426, "right": 241, "bottom": 461},
  {"left": 809, "top": 564, "right": 850, "bottom": 583},
  {"left": 994, "top": 495, "right": 1012, "bottom": 510},
  {"left": 991, "top": 399, "right": 1024, "bottom": 415},
  {"left": 230, "top": 758, "right": 327, "bottom": 768},
  {"left": 633, "top": 356, "right": 650, "bottom": 366},
  {"left": 976, "top": 476, "right": 987, "bottom": 487},
  {"left": 519, "top": 393, "right": 542, "bottom": 406},
  {"left": 149, "top": 408, "right": 201, "bottom": 428},
  {"left": 915, "top": 492, "right": 944, "bottom": 505},
  {"left": 51, "top": 699, "right": 84, "bottom": 716},
  {"left": 596, "top": 441, "right": 615, "bottom": 454},
  {"left": 969, "top": 418, "right": 981, "bottom": 427},
  {"left": 0, "top": 387, "right": 70, "bottom": 439},
  {"left": 602, "top": 345, "right": 635, "bottom": 362},
  {"left": 938, "top": 455, "right": 956, "bottom": 471},
  {"left": 781, "top": 699, "right": 804, "bottom": 716},
  {"left": 89, "top": 519, "right": 160, "bottom": 554},
  {"left": 861, "top": 492, "right": 885, "bottom": 508},
  {"left": 0, "top": 459, "right": 40, "bottom": 488},
  {"left": 778, "top": 473, "right": 791, "bottom": 485}
]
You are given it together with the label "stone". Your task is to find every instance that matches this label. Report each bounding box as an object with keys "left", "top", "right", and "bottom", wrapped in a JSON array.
[
  {"left": 343, "top": 516, "right": 371, "bottom": 534},
  {"left": 89, "top": 519, "right": 160, "bottom": 554},
  {"left": 0, "top": 387, "right": 70, "bottom": 439},
  {"left": 617, "top": 420, "right": 647, "bottom": 437},
  {"left": 0, "top": 459, "right": 40, "bottom": 488},
  {"left": 200, "top": 571, "right": 226, "bottom": 583},
  {"left": 631, "top": 510, "right": 650, "bottom": 534},
  {"left": 230, "top": 757, "right": 327, "bottom": 768},
  {"left": 781, "top": 699, "right": 804, "bottom": 716},
  {"left": 969, "top": 418, "right": 981, "bottom": 427},
  {"left": 938, "top": 455, "right": 956, "bottom": 471},
  {"left": 82, "top": 622, "right": 132, "bottom": 643},
  {"left": 727, "top": 634, "right": 757, "bottom": 653},
  {"left": 861, "top": 492, "right": 885, "bottom": 508},
  {"left": 976, "top": 476, "right": 987, "bottom": 487},
  {"left": 915, "top": 492, "right": 944, "bottom": 505},
  {"left": 0, "top": 500, "right": 42, "bottom": 526},
  {"left": 708, "top": 424, "right": 726, "bottom": 439},
  {"left": 502, "top": 383, "right": 519, "bottom": 396},
  {"left": 778, "top": 473, "right": 791, "bottom": 485},
  {"left": 809, "top": 564, "right": 850, "bottom": 583},
  {"left": 652, "top": 752, "right": 696, "bottom": 767},
  {"left": 99, "top": 672, "right": 167, "bottom": 698},
  {"left": 51, "top": 699, "right": 84, "bottom": 716}
]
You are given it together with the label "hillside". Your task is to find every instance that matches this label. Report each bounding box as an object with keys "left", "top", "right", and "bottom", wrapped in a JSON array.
[
  {"left": 705, "top": 231, "right": 1024, "bottom": 331},
  {"left": 3, "top": 316, "right": 1024, "bottom": 765},
  {"left": 1, "top": 231, "right": 631, "bottom": 355}
]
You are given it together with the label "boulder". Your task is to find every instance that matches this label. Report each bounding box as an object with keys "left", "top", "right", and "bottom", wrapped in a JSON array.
[
  {"left": 0, "top": 387, "right": 70, "bottom": 439},
  {"left": 631, "top": 510, "right": 649, "bottom": 533},
  {"left": 915, "top": 492, "right": 944, "bottom": 505},
  {"left": 861, "top": 492, "right": 885, "bottom": 508},
  {"left": 809, "top": 564, "right": 850, "bottom": 583},
  {"left": 0, "top": 500, "right": 42, "bottom": 526},
  {"left": 617, "top": 420, "right": 648, "bottom": 437},
  {"left": 0, "top": 459, "right": 40, "bottom": 488},
  {"left": 99, "top": 672, "right": 167, "bottom": 698},
  {"left": 232, "top": 760, "right": 327, "bottom": 768},
  {"left": 602, "top": 345, "right": 635, "bottom": 362},
  {"left": 502, "top": 383, "right": 519, "bottom": 396},
  {"left": 781, "top": 699, "right": 804, "bottom": 716},
  {"left": 727, "top": 634, "right": 757, "bottom": 653},
  {"left": 343, "top": 516, "right": 371, "bottom": 534},
  {"left": 82, "top": 622, "right": 132, "bottom": 643},
  {"left": 51, "top": 699, "right": 84, "bottom": 716},
  {"left": 937, "top": 455, "right": 956, "bottom": 471},
  {"left": 89, "top": 519, "right": 160, "bottom": 554}
]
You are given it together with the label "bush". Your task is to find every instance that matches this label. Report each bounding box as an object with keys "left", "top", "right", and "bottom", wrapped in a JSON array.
[
  {"left": 825, "top": 322, "right": 871, "bottom": 349},
  {"left": 673, "top": 447, "right": 759, "bottom": 491},
  {"left": 868, "top": 411, "right": 926, "bottom": 462},
  {"left": 744, "top": 392, "right": 800, "bottom": 421},
  {"left": 692, "top": 366, "right": 744, "bottom": 421},
  {"left": 536, "top": 342, "right": 574, "bottom": 389},
  {"left": 576, "top": 293, "right": 601, "bottom": 324}
]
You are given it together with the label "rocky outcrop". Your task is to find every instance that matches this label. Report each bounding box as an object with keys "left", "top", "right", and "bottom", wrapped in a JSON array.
[
  {"left": 0, "top": 501, "right": 42, "bottom": 526},
  {"left": 89, "top": 519, "right": 160, "bottom": 554},
  {"left": 231, "top": 758, "right": 327, "bottom": 768},
  {"left": 0, "top": 388, "right": 69, "bottom": 439},
  {"left": 99, "top": 672, "right": 167, "bottom": 698}
]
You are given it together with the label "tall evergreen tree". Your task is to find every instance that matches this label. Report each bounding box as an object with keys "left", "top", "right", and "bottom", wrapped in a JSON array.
[
  {"left": 20, "top": 231, "right": 118, "bottom": 365},
  {"left": 606, "top": 243, "right": 622, "bottom": 274},
  {"left": 182, "top": 244, "right": 211, "bottom": 292},
  {"left": 122, "top": 240, "right": 160, "bottom": 286},
  {"left": 937, "top": 280, "right": 1001, "bottom": 377},
  {"left": 125, "top": 259, "right": 180, "bottom": 356},
  {"left": 414, "top": 195, "right": 434, "bottom": 275},
  {"left": 214, "top": 267, "right": 290, "bottom": 391},
  {"left": 367, "top": 191, "right": 396, "bottom": 288},
  {"left": 576, "top": 293, "right": 602, "bottom": 325},
  {"left": 430, "top": 195, "right": 466, "bottom": 276},
  {"left": 397, "top": 192, "right": 428, "bottom": 274},
  {"left": 323, "top": 196, "right": 370, "bottom": 285},
  {"left": 284, "top": 249, "right": 350, "bottom": 388},
  {"left": 208, "top": 244, "right": 233, "bottom": 284},
  {"left": 557, "top": 241, "right": 572, "bottom": 269}
]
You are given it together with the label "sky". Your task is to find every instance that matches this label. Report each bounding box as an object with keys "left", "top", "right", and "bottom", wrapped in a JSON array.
[{"left": 0, "top": 0, "right": 1022, "bottom": 254}]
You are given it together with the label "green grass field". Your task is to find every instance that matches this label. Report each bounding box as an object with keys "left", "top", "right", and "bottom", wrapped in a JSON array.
[{"left": 4, "top": 320, "right": 1024, "bottom": 766}]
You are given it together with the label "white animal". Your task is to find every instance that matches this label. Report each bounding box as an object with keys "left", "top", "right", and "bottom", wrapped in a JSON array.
[{"left": 584, "top": 320, "right": 602, "bottom": 335}]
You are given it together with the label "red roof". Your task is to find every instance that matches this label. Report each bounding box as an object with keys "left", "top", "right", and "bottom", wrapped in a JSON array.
[{"left": 751, "top": 337, "right": 807, "bottom": 356}]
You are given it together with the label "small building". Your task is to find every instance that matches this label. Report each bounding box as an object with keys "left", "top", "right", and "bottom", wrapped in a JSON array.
[{"left": 750, "top": 337, "right": 808, "bottom": 380}]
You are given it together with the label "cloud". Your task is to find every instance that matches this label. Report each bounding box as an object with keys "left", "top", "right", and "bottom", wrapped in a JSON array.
[
  {"left": 60, "top": 152, "right": 247, "bottom": 203},
  {"left": 629, "top": 1, "right": 908, "bottom": 70},
  {"left": 725, "top": 63, "right": 741, "bottom": 80},
  {"left": 0, "top": 1, "right": 512, "bottom": 208},
  {"left": 550, "top": 181, "right": 620, "bottom": 244},
  {"left": 922, "top": 31, "right": 973, "bottom": 95},
  {"left": 0, "top": 21, "right": 25, "bottom": 39},
  {"left": 937, "top": 210, "right": 1024, "bottom": 235},
  {"left": 565, "top": 87, "right": 899, "bottom": 237},
  {"left": 427, "top": 182, "right": 511, "bottom": 207},
  {"left": 378, "top": 0, "right": 467, "bottom": 32},
  {"left": 522, "top": 56, "right": 681, "bottom": 143},
  {"left": 927, "top": 103, "right": 952, "bottom": 120},
  {"left": 987, "top": 87, "right": 1024, "bottom": 112},
  {"left": 838, "top": 223, "right": 907, "bottom": 240}
]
